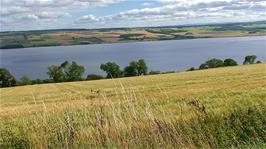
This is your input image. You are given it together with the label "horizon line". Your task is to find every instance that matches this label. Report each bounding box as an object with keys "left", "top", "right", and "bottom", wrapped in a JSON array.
[{"left": 1, "top": 20, "right": 265, "bottom": 33}]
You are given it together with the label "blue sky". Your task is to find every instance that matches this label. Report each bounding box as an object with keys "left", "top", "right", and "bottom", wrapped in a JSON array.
[{"left": 1, "top": 0, "right": 266, "bottom": 31}]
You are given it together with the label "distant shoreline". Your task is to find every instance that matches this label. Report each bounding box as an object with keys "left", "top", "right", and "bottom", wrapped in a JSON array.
[
  {"left": 0, "top": 34, "right": 265, "bottom": 50},
  {"left": 1, "top": 21, "right": 265, "bottom": 50}
]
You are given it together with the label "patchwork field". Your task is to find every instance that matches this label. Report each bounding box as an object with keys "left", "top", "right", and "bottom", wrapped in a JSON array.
[
  {"left": 1, "top": 21, "right": 266, "bottom": 49},
  {"left": 0, "top": 64, "right": 265, "bottom": 148}
]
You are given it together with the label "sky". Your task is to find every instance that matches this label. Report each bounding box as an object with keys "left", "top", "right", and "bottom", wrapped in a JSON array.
[{"left": 1, "top": 0, "right": 266, "bottom": 31}]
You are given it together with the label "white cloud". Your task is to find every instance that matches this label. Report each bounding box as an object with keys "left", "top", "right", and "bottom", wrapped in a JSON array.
[
  {"left": 36, "top": 11, "right": 70, "bottom": 19},
  {"left": 80, "top": 15, "right": 99, "bottom": 22},
  {"left": 142, "top": 2, "right": 152, "bottom": 6},
  {"left": 1, "top": 0, "right": 266, "bottom": 31},
  {"left": 1, "top": 7, "right": 29, "bottom": 16},
  {"left": 78, "top": 0, "right": 266, "bottom": 26},
  {"left": 0, "top": 0, "right": 122, "bottom": 30},
  {"left": 22, "top": 14, "right": 39, "bottom": 20}
]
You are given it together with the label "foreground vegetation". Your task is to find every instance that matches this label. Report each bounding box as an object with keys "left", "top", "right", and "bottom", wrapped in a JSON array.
[
  {"left": 0, "top": 64, "right": 265, "bottom": 148},
  {"left": 1, "top": 21, "right": 265, "bottom": 49}
]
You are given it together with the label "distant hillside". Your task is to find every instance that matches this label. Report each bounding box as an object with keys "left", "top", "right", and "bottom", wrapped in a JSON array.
[{"left": 1, "top": 21, "right": 265, "bottom": 49}]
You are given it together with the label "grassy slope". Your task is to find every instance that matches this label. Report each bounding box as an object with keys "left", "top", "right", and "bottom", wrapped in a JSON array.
[{"left": 0, "top": 64, "right": 266, "bottom": 148}]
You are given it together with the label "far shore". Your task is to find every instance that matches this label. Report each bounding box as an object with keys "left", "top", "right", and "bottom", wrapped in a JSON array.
[
  {"left": 1, "top": 21, "right": 266, "bottom": 49},
  {"left": 1, "top": 34, "right": 265, "bottom": 50}
]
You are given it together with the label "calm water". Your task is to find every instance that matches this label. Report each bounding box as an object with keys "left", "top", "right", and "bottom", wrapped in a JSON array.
[{"left": 1, "top": 36, "right": 266, "bottom": 79}]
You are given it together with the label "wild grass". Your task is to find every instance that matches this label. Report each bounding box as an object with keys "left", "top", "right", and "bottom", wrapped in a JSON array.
[{"left": 0, "top": 64, "right": 266, "bottom": 148}]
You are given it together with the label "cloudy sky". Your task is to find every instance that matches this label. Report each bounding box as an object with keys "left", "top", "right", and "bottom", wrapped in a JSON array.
[{"left": 1, "top": 0, "right": 265, "bottom": 31}]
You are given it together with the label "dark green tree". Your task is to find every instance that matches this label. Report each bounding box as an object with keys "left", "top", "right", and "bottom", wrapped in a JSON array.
[
  {"left": 0, "top": 68, "right": 16, "bottom": 87},
  {"left": 223, "top": 58, "right": 238, "bottom": 66},
  {"left": 60, "top": 61, "right": 71, "bottom": 78},
  {"left": 47, "top": 65, "right": 66, "bottom": 82},
  {"left": 100, "top": 62, "right": 122, "bottom": 78},
  {"left": 137, "top": 59, "right": 148, "bottom": 75},
  {"left": 47, "top": 61, "right": 85, "bottom": 82},
  {"left": 243, "top": 55, "right": 257, "bottom": 64},
  {"left": 124, "top": 61, "right": 138, "bottom": 77},
  {"left": 124, "top": 59, "right": 148, "bottom": 77},
  {"left": 67, "top": 61, "right": 85, "bottom": 81}
]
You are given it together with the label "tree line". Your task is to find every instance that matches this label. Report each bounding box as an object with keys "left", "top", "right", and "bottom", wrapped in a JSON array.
[
  {"left": 0, "top": 55, "right": 262, "bottom": 88},
  {"left": 187, "top": 55, "right": 261, "bottom": 71},
  {"left": 0, "top": 59, "right": 148, "bottom": 88}
]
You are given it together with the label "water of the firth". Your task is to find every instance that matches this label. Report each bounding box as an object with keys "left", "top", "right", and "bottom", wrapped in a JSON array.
[{"left": 1, "top": 36, "right": 265, "bottom": 79}]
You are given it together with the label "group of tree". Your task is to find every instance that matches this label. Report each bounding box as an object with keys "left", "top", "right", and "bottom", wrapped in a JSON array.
[
  {"left": 0, "top": 59, "right": 148, "bottom": 88},
  {"left": 124, "top": 59, "right": 148, "bottom": 77},
  {"left": 0, "top": 55, "right": 263, "bottom": 88},
  {"left": 47, "top": 61, "right": 85, "bottom": 82},
  {"left": 198, "top": 58, "right": 237, "bottom": 70},
  {"left": 188, "top": 55, "right": 261, "bottom": 71},
  {"left": 0, "top": 61, "right": 86, "bottom": 88},
  {"left": 100, "top": 59, "right": 148, "bottom": 78}
]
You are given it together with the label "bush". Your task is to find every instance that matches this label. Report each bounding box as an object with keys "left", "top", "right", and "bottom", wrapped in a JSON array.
[
  {"left": 19, "top": 75, "right": 31, "bottom": 85},
  {"left": 206, "top": 58, "right": 224, "bottom": 68},
  {"left": 199, "top": 58, "right": 224, "bottom": 69},
  {"left": 224, "top": 58, "right": 238, "bottom": 66},
  {"left": 243, "top": 55, "right": 257, "bottom": 65},
  {"left": 162, "top": 71, "right": 176, "bottom": 74},
  {"left": 86, "top": 74, "right": 104, "bottom": 80},
  {"left": 149, "top": 71, "right": 161, "bottom": 75},
  {"left": 31, "top": 79, "right": 43, "bottom": 84},
  {"left": 187, "top": 67, "right": 196, "bottom": 71},
  {"left": 199, "top": 63, "right": 208, "bottom": 70}
]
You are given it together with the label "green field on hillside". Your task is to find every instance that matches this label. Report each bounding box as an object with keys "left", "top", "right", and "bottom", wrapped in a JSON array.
[{"left": 0, "top": 64, "right": 266, "bottom": 148}]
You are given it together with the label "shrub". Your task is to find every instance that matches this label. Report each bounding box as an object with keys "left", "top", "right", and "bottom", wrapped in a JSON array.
[
  {"left": 19, "top": 75, "right": 31, "bottom": 85},
  {"left": 187, "top": 67, "right": 196, "bottom": 71},
  {"left": 199, "top": 58, "right": 224, "bottom": 69},
  {"left": 243, "top": 55, "right": 257, "bottom": 65},
  {"left": 87, "top": 74, "right": 104, "bottom": 80},
  {"left": 224, "top": 58, "right": 238, "bottom": 66},
  {"left": 149, "top": 71, "right": 161, "bottom": 75},
  {"left": 205, "top": 58, "right": 224, "bottom": 68},
  {"left": 162, "top": 71, "right": 176, "bottom": 74},
  {"left": 199, "top": 63, "right": 208, "bottom": 70}
]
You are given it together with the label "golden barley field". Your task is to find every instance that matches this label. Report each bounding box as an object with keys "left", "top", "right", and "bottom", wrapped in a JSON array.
[{"left": 1, "top": 64, "right": 266, "bottom": 148}]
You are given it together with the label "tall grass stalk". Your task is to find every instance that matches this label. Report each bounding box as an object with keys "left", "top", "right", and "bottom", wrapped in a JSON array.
[{"left": 1, "top": 81, "right": 265, "bottom": 148}]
